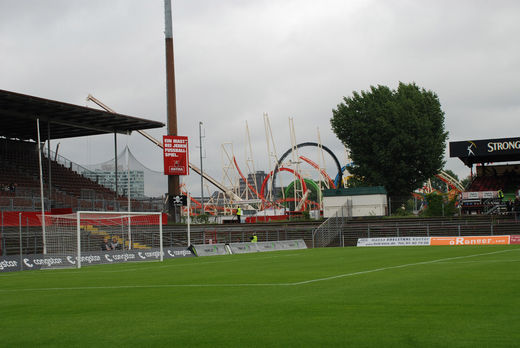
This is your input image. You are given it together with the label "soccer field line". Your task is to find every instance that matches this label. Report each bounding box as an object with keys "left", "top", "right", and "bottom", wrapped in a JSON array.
[
  {"left": 0, "top": 248, "right": 517, "bottom": 292},
  {"left": 436, "top": 259, "right": 520, "bottom": 264},
  {"left": 291, "top": 248, "right": 519, "bottom": 285}
]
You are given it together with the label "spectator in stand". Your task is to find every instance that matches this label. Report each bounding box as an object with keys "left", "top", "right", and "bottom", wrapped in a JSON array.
[
  {"left": 110, "top": 236, "right": 120, "bottom": 250},
  {"left": 497, "top": 189, "right": 504, "bottom": 202},
  {"left": 101, "top": 237, "right": 111, "bottom": 251}
]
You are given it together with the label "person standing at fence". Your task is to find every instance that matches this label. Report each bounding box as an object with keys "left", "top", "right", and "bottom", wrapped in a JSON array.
[
  {"left": 250, "top": 232, "right": 258, "bottom": 243},
  {"left": 236, "top": 206, "right": 242, "bottom": 223},
  {"left": 101, "top": 237, "right": 111, "bottom": 251},
  {"left": 111, "top": 236, "right": 120, "bottom": 250}
]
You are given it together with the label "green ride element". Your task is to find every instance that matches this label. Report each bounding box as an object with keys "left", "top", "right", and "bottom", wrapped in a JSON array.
[{"left": 283, "top": 179, "right": 321, "bottom": 207}]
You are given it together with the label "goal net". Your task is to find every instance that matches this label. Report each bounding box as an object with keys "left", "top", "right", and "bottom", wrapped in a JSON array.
[{"left": 40, "top": 211, "right": 163, "bottom": 269}]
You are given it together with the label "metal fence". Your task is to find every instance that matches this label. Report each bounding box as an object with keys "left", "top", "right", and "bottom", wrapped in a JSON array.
[
  {"left": 0, "top": 222, "right": 319, "bottom": 256},
  {"left": 316, "top": 217, "right": 520, "bottom": 247},
  {"left": 313, "top": 200, "right": 351, "bottom": 248},
  {"left": 0, "top": 195, "right": 164, "bottom": 212},
  {"left": 2, "top": 216, "right": 518, "bottom": 257}
]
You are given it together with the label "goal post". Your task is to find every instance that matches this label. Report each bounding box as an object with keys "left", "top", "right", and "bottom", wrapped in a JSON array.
[{"left": 41, "top": 211, "right": 163, "bottom": 269}]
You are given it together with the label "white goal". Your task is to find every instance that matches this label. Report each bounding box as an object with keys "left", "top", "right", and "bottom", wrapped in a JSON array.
[{"left": 41, "top": 211, "right": 163, "bottom": 269}]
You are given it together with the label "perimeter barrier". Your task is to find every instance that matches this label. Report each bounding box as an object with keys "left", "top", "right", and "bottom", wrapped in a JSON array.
[
  {"left": 0, "top": 247, "right": 194, "bottom": 273},
  {"left": 192, "top": 239, "right": 307, "bottom": 257}
]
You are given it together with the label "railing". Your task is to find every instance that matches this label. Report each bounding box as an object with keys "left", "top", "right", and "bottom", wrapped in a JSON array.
[
  {"left": 312, "top": 200, "right": 351, "bottom": 248},
  {"left": 0, "top": 196, "right": 165, "bottom": 213},
  {"left": 43, "top": 148, "right": 98, "bottom": 179},
  {"left": 340, "top": 218, "right": 518, "bottom": 246},
  {"left": 1, "top": 217, "right": 518, "bottom": 256}
]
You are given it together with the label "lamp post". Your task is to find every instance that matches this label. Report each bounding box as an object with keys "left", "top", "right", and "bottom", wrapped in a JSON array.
[{"left": 199, "top": 121, "right": 204, "bottom": 214}]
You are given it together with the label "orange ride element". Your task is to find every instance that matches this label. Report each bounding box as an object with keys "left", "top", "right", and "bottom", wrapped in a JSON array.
[
  {"left": 298, "top": 156, "right": 336, "bottom": 189},
  {"left": 259, "top": 167, "right": 308, "bottom": 211},
  {"left": 232, "top": 156, "right": 265, "bottom": 202},
  {"left": 430, "top": 235, "right": 510, "bottom": 246}
]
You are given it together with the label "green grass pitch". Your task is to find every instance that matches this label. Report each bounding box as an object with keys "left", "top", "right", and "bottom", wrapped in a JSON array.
[{"left": 1, "top": 245, "right": 519, "bottom": 347}]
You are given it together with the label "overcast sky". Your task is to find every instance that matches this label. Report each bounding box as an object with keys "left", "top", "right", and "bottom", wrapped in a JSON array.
[{"left": 1, "top": 0, "right": 519, "bottom": 196}]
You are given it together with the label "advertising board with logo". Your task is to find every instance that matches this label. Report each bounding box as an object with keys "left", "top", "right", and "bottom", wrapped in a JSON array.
[
  {"left": 194, "top": 240, "right": 308, "bottom": 256},
  {"left": 428, "top": 235, "right": 510, "bottom": 246},
  {"left": 450, "top": 137, "right": 520, "bottom": 158},
  {"left": 508, "top": 235, "right": 520, "bottom": 245},
  {"left": 0, "top": 247, "right": 194, "bottom": 273},
  {"left": 357, "top": 237, "right": 431, "bottom": 247},
  {"left": 357, "top": 236, "right": 513, "bottom": 247},
  {"left": 163, "top": 135, "right": 189, "bottom": 175}
]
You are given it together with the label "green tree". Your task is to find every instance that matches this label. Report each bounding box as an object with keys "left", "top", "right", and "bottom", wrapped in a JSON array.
[
  {"left": 331, "top": 82, "right": 448, "bottom": 196},
  {"left": 460, "top": 175, "right": 472, "bottom": 190},
  {"left": 422, "top": 192, "right": 457, "bottom": 217}
]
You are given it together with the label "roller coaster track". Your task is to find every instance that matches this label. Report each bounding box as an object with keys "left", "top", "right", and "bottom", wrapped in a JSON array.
[
  {"left": 298, "top": 155, "right": 336, "bottom": 188},
  {"left": 232, "top": 156, "right": 266, "bottom": 202},
  {"left": 436, "top": 170, "right": 465, "bottom": 192},
  {"left": 260, "top": 167, "right": 309, "bottom": 210},
  {"left": 271, "top": 142, "right": 343, "bottom": 196}
]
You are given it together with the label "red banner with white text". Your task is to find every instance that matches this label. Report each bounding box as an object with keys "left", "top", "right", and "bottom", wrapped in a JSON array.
[{"left": 163, "top": 135, "right": 189, "bottom": 175}]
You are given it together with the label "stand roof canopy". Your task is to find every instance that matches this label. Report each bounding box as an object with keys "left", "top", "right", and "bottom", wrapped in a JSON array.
[
  {"left": 0, "top": 89, "right": 164, "bottom": 141},
  {"left": 450, "top": 137, "right": 520, "bottom": 167}
]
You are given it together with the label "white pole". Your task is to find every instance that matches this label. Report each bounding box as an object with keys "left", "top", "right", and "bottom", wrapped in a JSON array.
[
  {"left": 159, "top": 212, "right": 163, "bottom": 262},
  {"left": 187, "top": 190, "right": 191, "bottom": 246},
  {"left": 36, "top": 119, "right": 47, "bottom": 254},
  {"left": 19, "top": 213, "right": 22, "bottom": 271},
  {"left": 127, "top": 145, "right": 131, "bottom": 210},
  {"left": 199, "top": 122, "right": 204, "bottom": 214},
  {"left": 76, "top": 212, "right": 81, "bottom": 269},
  {"left": 127, "top": 145, "right": 131, "bottom": 250}
]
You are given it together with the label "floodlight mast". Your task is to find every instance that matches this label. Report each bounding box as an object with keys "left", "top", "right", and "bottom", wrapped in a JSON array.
[{"left": 164, "top": 0, "right": 181, "bottom": 222}]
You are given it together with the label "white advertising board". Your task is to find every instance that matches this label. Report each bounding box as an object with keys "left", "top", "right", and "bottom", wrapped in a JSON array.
[{"left": 357, "top": 237, "right": 431, "bottom": 247}]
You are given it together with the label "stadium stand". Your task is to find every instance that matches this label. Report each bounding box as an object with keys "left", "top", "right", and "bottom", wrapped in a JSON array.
[
  {"left": 0, "top": 89, "right": 165, "bottom": 213},
  {"left": 0, "top": 138, "right": 159, "bottom": 212},
  {"left": 450, "top": 138, "right": 520, "bottom": 215}
]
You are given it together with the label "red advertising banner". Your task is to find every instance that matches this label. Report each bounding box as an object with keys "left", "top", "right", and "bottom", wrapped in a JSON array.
[
  {"left": 163, "top": 135, "right": 189, "bottom": 175},
  {"left": 510, "top": 235, "right": 520, "bottom": 245}
]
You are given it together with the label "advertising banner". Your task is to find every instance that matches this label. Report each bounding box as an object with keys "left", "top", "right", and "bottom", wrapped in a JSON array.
[
  {"left": 274, "top": 239, "right": 307, "bottom": 250},
  {"left": 256, "top": 241, "right": 277, "bottom": 252},
  {"left": 192, "top": 243, "right": 228, "bottom": 257},
  {"left": 228, "top": 240, "right": 307, "bottom": 254},
  {"left": 228, "top": 242, "right": 259, "bottom": 254},
  {"left": 430, "top": 236, "right": 510, "bottom": 246},
  {"left": 0, "top": 247, "right": 194, "bottom": 273},
  {"left": 450, "top": 137, "right": 520, "bottom": 158},
  {"left": 508, "top": 235, "right": 520, "bottom": 245},
  {"left": 163, "top": 135, "right": 189, "bottom": 175},
  {"left": 357, "top": 237, "right": 431, "bottom": 247}
]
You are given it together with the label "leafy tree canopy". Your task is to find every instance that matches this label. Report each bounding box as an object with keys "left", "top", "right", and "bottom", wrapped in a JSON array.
[
  {"left": 422, "top": 193, "right": 457, "bottom": 217},
  {"left": 331, "top": 82, "right": 448, "bottom": 196}
]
